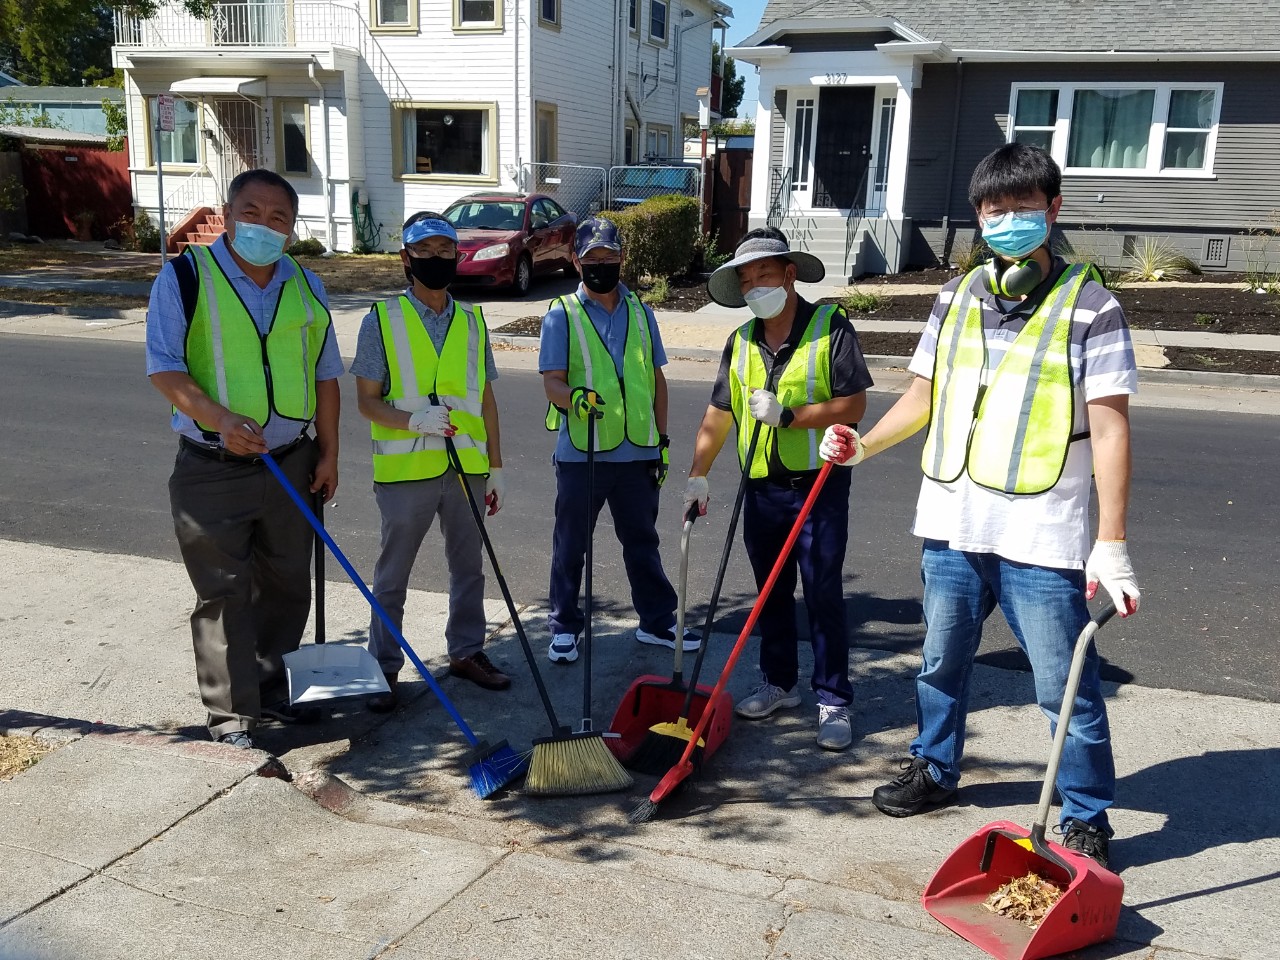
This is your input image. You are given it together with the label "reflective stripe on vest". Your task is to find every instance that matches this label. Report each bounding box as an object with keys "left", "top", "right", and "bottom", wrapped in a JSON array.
[
  {"left": 922, "top": 263, "right": 1097, "bottom": 494},
  {"left": 728, "top": 305, "right": 836, "bottom": 479},
  {"left": 370, "top": 296, "right": 489, "bottom": 483},
  {"left": 543, "top": 292, "right": 658, "bottom": 452},
  {"left": 183, "top": 245, "right": 331, "bottom": 434}
]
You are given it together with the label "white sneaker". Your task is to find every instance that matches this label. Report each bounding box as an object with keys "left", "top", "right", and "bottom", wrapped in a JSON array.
[
  {"left": 635, "top": 626, "right": 701, "bottom": 651},
  {"left": 734, "top": 681, "right": 802, "bottom": 719},
  {"left": 816, "top": 704, "right": 853, "bottom": 751},
  {"left": 547, "top": 633, "right": 579, "bottom": 664}
]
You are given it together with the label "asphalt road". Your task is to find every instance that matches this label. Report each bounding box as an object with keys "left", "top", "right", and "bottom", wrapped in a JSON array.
[{"left": 2, "top": 334, "right": 1278, "bottom": 703}]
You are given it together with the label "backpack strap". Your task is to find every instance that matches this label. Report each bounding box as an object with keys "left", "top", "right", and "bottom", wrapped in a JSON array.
[{"left": 170, "top": 250, "right": 199, "bottom": 326}]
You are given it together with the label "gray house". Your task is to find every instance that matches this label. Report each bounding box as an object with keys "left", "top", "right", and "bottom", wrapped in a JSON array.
[{"left": 729, "top": 0, "right": 1280, "bottom": 279}]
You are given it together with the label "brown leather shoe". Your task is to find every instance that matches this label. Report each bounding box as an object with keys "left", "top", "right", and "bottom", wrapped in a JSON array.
[
  {"left": 448, "top": 651, "right": 511, "bottom": 690},
  {"left": 368, "top": 674, "right": 400, "bottom": 713}
]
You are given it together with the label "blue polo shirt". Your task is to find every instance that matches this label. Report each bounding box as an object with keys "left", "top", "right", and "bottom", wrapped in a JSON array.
[
  {"left": 537, "top": 283, "right": 667, "bottom": 463},
  {"left": 145, "top": 235, "right": 344, "bottom": 449}
]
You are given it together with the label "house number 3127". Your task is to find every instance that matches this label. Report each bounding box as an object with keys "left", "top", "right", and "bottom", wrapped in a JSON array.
[{"left": 825, "top": 73, "right": 848, "bottom": 85}]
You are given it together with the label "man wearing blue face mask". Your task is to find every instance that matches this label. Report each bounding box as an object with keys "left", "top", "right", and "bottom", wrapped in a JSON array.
[
  {"left": 146, "top": 169, "right": 342, "bottom": 751},
  {"left": 820, "top": 143, "right": 1139, "bottom": 869},
  {"left": 350, "top": 211, "right": 510, "bottom": 710},
  {"left": 685, "top": 227, "right": 873, "bottom": 751}
]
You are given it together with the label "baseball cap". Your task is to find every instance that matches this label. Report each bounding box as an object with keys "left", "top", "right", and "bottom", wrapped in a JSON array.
[
  {"left": 403, "top": 215, "right": 458, "bottom": 246},
  {"left": 574, "top": 217, "right": 622, "bottom": 257}
]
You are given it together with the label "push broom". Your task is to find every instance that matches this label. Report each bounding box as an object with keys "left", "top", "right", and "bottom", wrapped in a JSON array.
[
  {"left": 630, "top": 459, "right": 834, "bottom": 823},
  {"left": 260, "top": 450, "right": 526, "bottom": 800},
  {"left": 441, "top": 434, "right": 627, "bottom": 796}
]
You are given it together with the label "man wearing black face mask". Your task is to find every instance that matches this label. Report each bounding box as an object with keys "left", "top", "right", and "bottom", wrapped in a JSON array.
[
  {"left": 537, "top": 217, "right": 693, "bottom": 665},
  {"left": 350, "top": 211, "right": 511, "bottom": 710}
]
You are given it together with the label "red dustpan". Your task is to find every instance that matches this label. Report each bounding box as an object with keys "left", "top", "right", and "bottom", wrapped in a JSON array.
[{"left": 922, "top": 603, "right": 1123, "bottom": 960}]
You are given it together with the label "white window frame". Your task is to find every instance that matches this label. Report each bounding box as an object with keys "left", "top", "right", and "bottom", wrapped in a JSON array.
[
  {"left": 645, "top": 124, "right": 672, "bottom": 159},
  {"left": 369, "top": 0, "right": 417, "bottom": 34},
  {"left": 392, "top": 101, "right": 499, "bottom": 184},
  {"left": 1007, "top": 81, "right": 1224, "bottom": 179},
  {"left": 275, "top": 98, "right": 312, "bottom": 177},
  {"left": 455, "top": 0, "right": 503, "bottom": 31}
]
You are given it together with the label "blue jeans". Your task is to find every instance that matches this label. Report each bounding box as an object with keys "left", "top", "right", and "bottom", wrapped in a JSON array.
[
  {"left": 548, "top": 458, "right": 677, "bottom": 638},
  {"left": 912, "top": 541, "right": 1115, "bottom": 832},
  {"left": 742, "top": 469, "right": 853, "bottom": 706}
]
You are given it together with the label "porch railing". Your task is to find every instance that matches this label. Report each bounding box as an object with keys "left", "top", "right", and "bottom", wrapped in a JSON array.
[
  {"left": 845, "top": 163, "right": 881, "bottom": 268},
  {"left": 766, "top": 166, "right": 793, "bottom": 228},
  {"left": 161, "top": 166, "right": 219, "bottom": 231},
  {"left": 114, "top": 1, "right": 361, "bottom": 49}
]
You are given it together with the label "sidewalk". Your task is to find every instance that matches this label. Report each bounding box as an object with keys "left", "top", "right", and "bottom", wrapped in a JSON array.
[{"left": 2, "top": 537, "right": 1278, "bottom": 960}]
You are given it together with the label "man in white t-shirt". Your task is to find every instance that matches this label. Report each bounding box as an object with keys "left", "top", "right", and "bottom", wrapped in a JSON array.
[{"left": 820, "top": 144, "right": 1141, "bottom": 870}]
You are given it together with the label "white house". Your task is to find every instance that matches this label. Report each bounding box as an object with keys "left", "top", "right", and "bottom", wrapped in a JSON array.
[{"left": 112, "top": 0, "right": 731, "bottom": 253}]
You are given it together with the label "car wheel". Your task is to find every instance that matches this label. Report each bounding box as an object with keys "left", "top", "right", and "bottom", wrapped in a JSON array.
[{"left": 512, "top": 255, "right": 532, "bottom": 296}]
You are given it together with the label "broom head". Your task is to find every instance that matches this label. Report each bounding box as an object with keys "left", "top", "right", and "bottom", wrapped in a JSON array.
[
  {"left": 526, "top": 731, "right": 635, "bottom": 796},
  {"left": 627, "top": 758, "right": 695, "bottom": 824},
  {"left": 465, "top": 739, "right": 528, "bottom": 799},
  {"left": 626, "top": 717, "right": 705, "bottom": 776}
]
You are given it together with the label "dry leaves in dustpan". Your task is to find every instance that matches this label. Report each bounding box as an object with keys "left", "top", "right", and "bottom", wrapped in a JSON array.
[{"left": 983, "top": 872, "right": 1065, "bottom": 928}]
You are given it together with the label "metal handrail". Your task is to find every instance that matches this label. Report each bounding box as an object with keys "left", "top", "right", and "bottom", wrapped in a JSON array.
[{"left": 766, "top": 165, "right": 793, "bottom": 228}]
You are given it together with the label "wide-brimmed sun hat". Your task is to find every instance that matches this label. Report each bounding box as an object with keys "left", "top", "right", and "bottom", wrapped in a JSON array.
[{"left": 707, "top": 235, "right": 825, "bottom": 307}]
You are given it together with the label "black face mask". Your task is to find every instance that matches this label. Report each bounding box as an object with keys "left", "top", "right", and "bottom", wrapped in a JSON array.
[
  {"left": 580, "top": 262, "right": 621, "bottom": 295},
  {"left": 407, "top": 254, "right": 457, "bottom": 291}
]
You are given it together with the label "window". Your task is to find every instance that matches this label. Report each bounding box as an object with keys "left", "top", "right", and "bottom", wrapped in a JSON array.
[
  {"left": 539, "top": 0, "right": 558, "bottom": 26},
  {"left": 649, "top": 0, "right": 668, "bottom": 42},
  {"left": 395, "top": 103, "right": 496, "bottom": 181},
  {"left": 371, "top": 0, "right": 416, "bottom": 32},
  {"left": 1008, "top": 83, "right": 1222, "bottom": 176},
  {"left": 790, "top": 97, "right": 815, "bottom": 191},
  {"left": 455, "top": 0, "right": 501, "bottom": 29},
  {"left": 277, "top": 99, "right": 310, "bottom": 175},
  {"left": 645, "top": 125, "right": 672, "bottom": 159},
  {"left": 624, "top": 124, "right": 637, "bottom": 162},
  {"left": 629, "top": 0, "right": 637, "bottom": 31},
  {"left": 535, "top": 102, "right": 558, "bottom": 164},
  {"left": 149, "top": 95, "right": 199, "bottom": 165}
]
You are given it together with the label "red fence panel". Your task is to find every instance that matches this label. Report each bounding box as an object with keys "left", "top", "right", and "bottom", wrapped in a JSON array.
[{"left": 19, "top": 142, "right": 132, "bottom": 241}]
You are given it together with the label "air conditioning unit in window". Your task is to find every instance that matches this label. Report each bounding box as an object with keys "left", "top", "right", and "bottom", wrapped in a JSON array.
[{"left": 1201, "top": 236, "right": 1230, "bottom": 269}]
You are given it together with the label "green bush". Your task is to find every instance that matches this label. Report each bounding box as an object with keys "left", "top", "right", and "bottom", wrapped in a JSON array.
[
  {"left": 133, "top": 210, "right": 161, "bottom": 253},
  {"left": 841, "top": 289, "right": 886, "bottom": 313},
  {"left": 608, "top": 193, "right": 700, "bottom": 282},
  {"left": 288, "top": 237, "right": 326, "bottom": 257},
  {"left": 639, "top": 276, "right": 669, "bottom": 306}
]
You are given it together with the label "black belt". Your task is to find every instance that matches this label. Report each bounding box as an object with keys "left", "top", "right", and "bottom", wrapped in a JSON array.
[
  {"left": 180, "top": 434, "right": 307, "bottom": 464},
  {"left": 755, "top": 470, "right": 822, "bottom": 491}
]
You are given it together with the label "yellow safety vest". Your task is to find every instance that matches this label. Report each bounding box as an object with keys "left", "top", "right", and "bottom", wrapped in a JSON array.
[
  {"left": 183, "top": 244, "right": 331, "bottom": 435},
  {"left": 543, "top": 292, "right": 659, "bottom": 452},
  {"left": 370, "top": 296, "right": 489, "bottom": 483},
  {"left": 728, "top": 306, "right": 836, "bottom": 479},
  {"left": 922, "top": 263, "right": 1099, "bottom": 494}
]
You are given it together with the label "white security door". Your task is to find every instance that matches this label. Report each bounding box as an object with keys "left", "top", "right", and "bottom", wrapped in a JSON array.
[{"left": 787, "top": 93, "right": 818, "bottom": 209}]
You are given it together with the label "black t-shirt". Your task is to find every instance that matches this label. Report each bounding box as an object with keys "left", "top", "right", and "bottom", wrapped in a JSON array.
[{"left": 709, "top": 296, "right": 874, "bottom": 411}]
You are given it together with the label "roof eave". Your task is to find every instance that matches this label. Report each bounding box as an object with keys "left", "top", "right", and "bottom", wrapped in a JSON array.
[{"left": 738, "top": 15, "right": 928, "bottom": 49}]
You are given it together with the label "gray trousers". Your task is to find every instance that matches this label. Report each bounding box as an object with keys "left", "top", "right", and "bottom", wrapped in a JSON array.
[
  {"left": 369, "top": 470, "right": 487, "bottom": 673},
  {"left": 168, "top": 437, "right": 318, "bottom": 739}
]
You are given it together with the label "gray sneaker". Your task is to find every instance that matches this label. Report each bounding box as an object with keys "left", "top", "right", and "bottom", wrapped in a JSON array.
[
  {"left": 734, "top": 681, "right": 802, "bottom": 719},
  {"left": 816, "top": 704, "right": 853, "bottom": 751},
  {"left": 217, "top": 730, "right": 254, "bottom": 750}
]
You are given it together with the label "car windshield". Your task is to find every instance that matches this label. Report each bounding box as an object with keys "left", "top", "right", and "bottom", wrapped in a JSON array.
[{"left": 443, "top": 201, "right": 525, "bottom": 231}]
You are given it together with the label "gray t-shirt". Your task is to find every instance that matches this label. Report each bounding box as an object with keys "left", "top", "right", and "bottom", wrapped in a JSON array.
[{"left": 350, "top": 289, "right": 499, "bottom": 391}]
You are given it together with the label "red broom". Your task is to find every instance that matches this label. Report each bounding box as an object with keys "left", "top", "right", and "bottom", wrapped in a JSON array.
[{"left": 629, "top": 460, "right": 835, "bottom": 823}]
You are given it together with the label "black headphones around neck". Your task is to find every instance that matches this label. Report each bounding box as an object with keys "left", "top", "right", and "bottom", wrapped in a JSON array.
[{"left": 982, "top": 256, "right": 1044, "bottom": 298}]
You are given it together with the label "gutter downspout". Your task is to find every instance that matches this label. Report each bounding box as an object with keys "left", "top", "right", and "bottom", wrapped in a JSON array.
[
  {"left": 308, "top": 60, "right": 334, "bottom": 252},
  {"left": 512, "top": 0, "right": 521, "bottom": 181},
  {"left": 939, "top": 57, "right": 963, "bottom": 265}
]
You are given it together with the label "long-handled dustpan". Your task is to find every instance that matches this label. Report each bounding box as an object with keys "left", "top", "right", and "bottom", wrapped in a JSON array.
[
  {"left": 921, "top": 602, "right": 1123, "bottom": 960},
  {"left": 285, "top": 495, "right": 390, "bottom": 706},
  {"left": 608, "top": 505, "right": 726, "bottom": 764}
]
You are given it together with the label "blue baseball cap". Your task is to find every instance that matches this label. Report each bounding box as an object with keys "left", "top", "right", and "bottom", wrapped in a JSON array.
[
  {"left": 574, "top": 217, "right": 622, "bottom": 257},
  {"left": 403, "top": 215, "right": 457, "bottom": 246}
]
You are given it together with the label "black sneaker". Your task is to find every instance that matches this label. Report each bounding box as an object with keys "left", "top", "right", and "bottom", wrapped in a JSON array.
[
  {"left": 216, "top": 730, "right": 255, "bottom": 750},
  {"left": 871, "top": 756, "right": 957, "bottom": 817},
  {"left": 1061, "top": 819, "right": 1112, "bottom": 870},
  {"left": 261, "top": 700, "right": 324, "bottom": 725}
]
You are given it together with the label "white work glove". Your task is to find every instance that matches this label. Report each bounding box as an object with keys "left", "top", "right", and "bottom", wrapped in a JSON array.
[
  {"left": 408, "top": 403, "right": 454, "bottom": 437},
  {"left": 484, "top": 468, "right": 504, "bottom": 516},
  {"left": 820, "top": 424, "right": 865, "bottom": 466},
  {"left": 684, "top": 475, "right": 710, "bottom": 517},
  {"left": 747, "top": 389, "right": 785, "bottom": 427},
  {"left": 1085, "top": 540, "right": 1141, "bottom": 617}
]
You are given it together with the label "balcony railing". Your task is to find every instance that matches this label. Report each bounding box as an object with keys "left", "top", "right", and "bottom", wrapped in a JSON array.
[{"left": 114, "top": 0, "right": 361, "bottom": 49}]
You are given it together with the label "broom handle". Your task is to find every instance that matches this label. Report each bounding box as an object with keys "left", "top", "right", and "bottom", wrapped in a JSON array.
[
  {"left": 677, "top": 461, "right": 835, "bottom": 764},
  {"left": 260, "top": 451, "right": 481, "bottom": 747},
  {"left": 443, "top": 436, "right": 566, "bottom": 734},
  {"left": 671, "top": 505, "right": 699, "bottom": 683},
  {"left": 678, "top": 357, "right": 778, "bottom": 716},
  {"left": 313, "top": 493, "right": 325, "bottom": 644},
  {"left": 582, "top": 409, "right": 597, "bottom": 733}
]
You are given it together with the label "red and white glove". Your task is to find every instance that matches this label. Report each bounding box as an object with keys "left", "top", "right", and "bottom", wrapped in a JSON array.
[
  {"left": 485, "top": 468, "right": 505, "bottom": 516},
  {"left": 684, "top": 476, "right": 710, "bottom": 517},
  {"left": 1085, "top": 539, "right": 1140, "bottom": 617},
  {"left": 408, "top": 403, "right": 455, "bottom": 437},
  {"left": 819, "top": 424, "right": 865, "bottom": 466}
]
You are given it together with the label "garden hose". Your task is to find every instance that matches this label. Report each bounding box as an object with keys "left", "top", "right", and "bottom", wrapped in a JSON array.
[{"left": 351, "top": 189, "right": 381, "bottom": 253}]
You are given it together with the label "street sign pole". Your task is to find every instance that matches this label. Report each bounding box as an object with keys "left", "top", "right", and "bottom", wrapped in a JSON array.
[{"left": 155, "top": 94, "right": 176, "bottom": 262}]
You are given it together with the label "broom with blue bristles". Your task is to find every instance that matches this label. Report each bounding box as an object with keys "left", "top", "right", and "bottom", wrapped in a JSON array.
[{"left": 261, "top": 450, "right": 526, "bottom": 799}]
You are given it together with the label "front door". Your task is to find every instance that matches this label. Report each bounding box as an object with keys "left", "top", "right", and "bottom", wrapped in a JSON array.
[
  {"left": 213, "top": 98, "right": 263, "bottom": 199},
  {"left": 812, "top": 87, "right": 875, "bottom": 210}
]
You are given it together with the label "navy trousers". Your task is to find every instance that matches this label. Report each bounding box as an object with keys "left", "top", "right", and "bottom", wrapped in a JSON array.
[
  {"left": 548, "top": 458, "right": 678, "bottom": 638},
  {"left": 742, "top": 468, "right": 853, "bottom": 706}
]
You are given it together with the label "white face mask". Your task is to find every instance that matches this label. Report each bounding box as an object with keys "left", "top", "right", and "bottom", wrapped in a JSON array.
[{"left": 744, "top": 285, "right": 787, "bottom": 319}]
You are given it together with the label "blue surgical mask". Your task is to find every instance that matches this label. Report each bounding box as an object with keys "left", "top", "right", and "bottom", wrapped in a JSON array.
[
  {"left": 230, "top": 221, "right": 289, "bottom": 267},
  {"left": 981, "top": 210, "right": 1049, "bottom": 260}
]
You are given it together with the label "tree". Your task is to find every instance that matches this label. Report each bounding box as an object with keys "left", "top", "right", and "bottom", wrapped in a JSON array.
[{"left": 713, "top": 42, "right": 746, "bottom": 119}]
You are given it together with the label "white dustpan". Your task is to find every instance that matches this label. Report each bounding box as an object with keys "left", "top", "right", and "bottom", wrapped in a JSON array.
[{"left": 285, "top": 500, "right": 390, "bottom": 706}]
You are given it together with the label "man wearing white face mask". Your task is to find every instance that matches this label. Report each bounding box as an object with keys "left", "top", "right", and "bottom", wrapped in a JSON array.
[
  {"left": 146, "top": 169, "right": 342, "bottom": 750},
  {"left": 685, "top": 228, "right": 873, "bottom": 751}
]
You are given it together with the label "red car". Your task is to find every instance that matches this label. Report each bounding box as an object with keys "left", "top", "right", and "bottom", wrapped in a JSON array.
[{"left": 443, "top": 192, "right": 578, "bottom": 295}]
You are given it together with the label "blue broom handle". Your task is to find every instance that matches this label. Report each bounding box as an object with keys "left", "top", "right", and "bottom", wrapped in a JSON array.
[{"left": 260, "top": 452, "right": 480, "bottom": 747}]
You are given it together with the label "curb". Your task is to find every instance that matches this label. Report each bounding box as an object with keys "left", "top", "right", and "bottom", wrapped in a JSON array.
[{"left": 0, "top": 298, "right": 147, "bottom": 321}]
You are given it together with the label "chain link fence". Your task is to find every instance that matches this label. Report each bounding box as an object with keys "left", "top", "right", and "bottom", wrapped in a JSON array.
[
  {"left": 606, "top": 162, "right": 702, "bottom": 211},
  {"left": 516, "top": 163, "right": 607, "bottom": 220}
]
